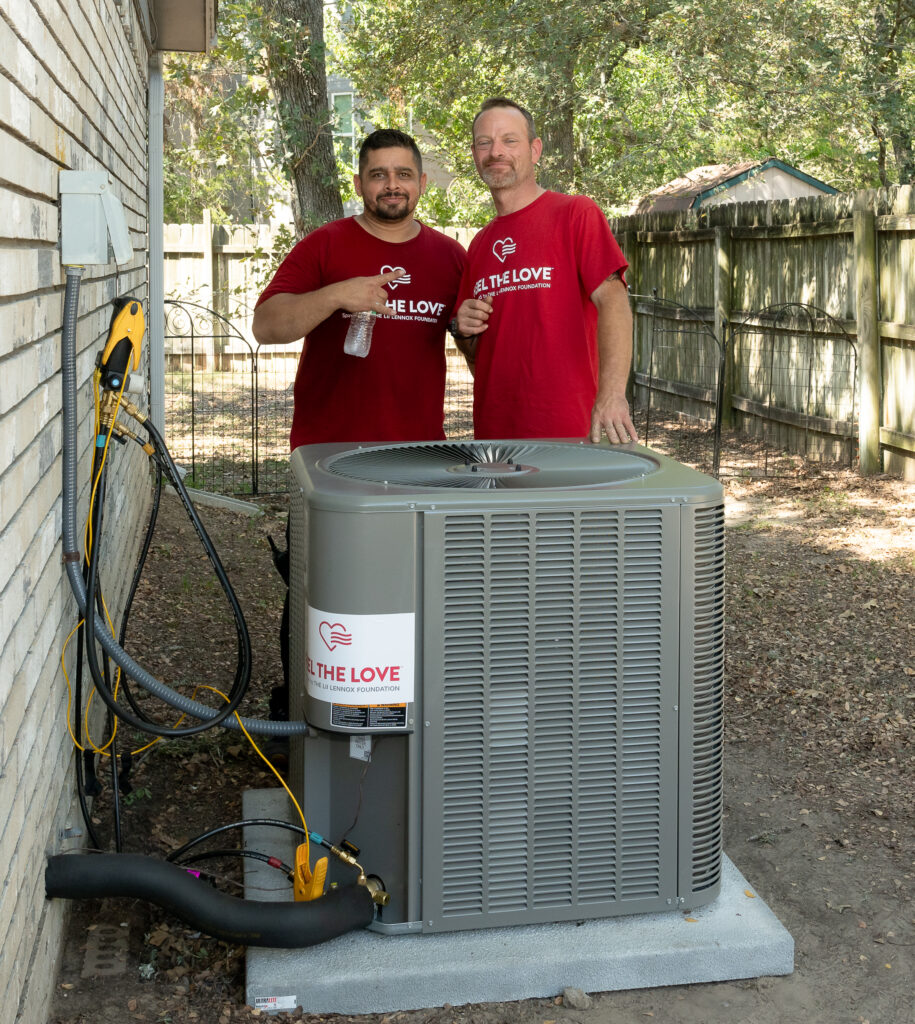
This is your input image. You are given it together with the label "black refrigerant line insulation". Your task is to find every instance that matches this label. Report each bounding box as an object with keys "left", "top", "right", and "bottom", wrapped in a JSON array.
[{"left": 45, "top": 854, "right": 374, "bottom": 948}]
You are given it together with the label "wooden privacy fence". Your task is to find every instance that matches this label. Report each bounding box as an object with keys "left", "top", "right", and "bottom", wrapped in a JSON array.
[{"left": 612, "top": 184, "right": 915, "bottom": 480}]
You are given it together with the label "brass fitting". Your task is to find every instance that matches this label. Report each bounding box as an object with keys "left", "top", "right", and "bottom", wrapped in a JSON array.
[
  {"left": 118, "top": 396, "right": 147, "bottom": 425},
  {"left": 360, "top": 875, "right": 390, "bottom": 907},
  {"left": 98, "top": 390, "right": 122, "bottom": 432},
  {"left": 325, "top": 842, "right": 361, "bottom": 870},
  {"left": 112, "top": 422, "right": 155, "bottom": 455}
]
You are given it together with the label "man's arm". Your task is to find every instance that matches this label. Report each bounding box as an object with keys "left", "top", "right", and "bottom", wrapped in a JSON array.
[
  {"left": 252, "top": 270, "right": 403, "bottom": 345},
  {"left": 589, "top": 275, "right": 639, "bottom": 444}
]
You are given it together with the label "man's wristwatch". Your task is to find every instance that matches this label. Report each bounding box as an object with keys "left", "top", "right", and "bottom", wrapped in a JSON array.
[{"left": 448, "top": 318, "right": 473, "bottom": 341}]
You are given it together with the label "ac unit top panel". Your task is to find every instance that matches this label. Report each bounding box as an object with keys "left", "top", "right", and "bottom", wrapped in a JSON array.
[{"left": 291, "top": 441, "right": 722, "bottom": 512}]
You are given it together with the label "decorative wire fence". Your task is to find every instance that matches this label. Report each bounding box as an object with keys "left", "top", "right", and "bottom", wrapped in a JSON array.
[
  {"left": 630, "top": 293, "right": 859, "bottom": 479},
  {"left": 163, "top": 300, "right": 258, "bottom": 493},
  {"left": 728, "top": 303, "right": 858, "bottom": 475},
  {"left": 630, "top": 291, "right": 724, "bottom": 477},
  {"left": 163, "top": 299, "right": 475, "bottom": 495}
]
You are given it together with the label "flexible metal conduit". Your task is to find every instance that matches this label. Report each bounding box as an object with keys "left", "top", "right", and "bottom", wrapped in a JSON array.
[
  {"left": 61, "top": 267, "right": 307, "bottom": 735},
  {"left": 46, "top": 854, "right": 374, "bottom": 948}
]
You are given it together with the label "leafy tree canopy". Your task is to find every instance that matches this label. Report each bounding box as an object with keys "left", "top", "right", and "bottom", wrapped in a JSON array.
[
  {"left": 334, "top": 0, "right": 915, "bottom": 216},
  {"left": 164, "top": 0, "right": 915, "bottom": 228},
  {"left": 164, "top": 0, "right": 342, "bottom": 233}
]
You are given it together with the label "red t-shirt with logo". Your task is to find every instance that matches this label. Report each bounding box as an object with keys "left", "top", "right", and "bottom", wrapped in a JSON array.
[
  {"left": 456, "top": 191, "right": 628, "bottom": 439},
  {"left": 257, "top": 217, "right": 466, "bottom": 448}
]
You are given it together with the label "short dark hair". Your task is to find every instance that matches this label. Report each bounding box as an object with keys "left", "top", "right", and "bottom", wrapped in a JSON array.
[
  {"left": 472, "top": 98, "right": 537, "bottom": 142},
  {"left": 358, "top": 129, "right": 423, "bottom": 174}
]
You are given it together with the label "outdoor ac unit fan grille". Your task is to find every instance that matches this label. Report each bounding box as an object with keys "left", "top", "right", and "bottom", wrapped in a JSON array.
[
  {"left": 431, "top": 507, "right": 667, "bottom": 927},
  {"left": 689, "top": 505, "right": 725, "bottom": 891},
  {"left": 323, "top": 441, "right": 654, "bottom": 489}
]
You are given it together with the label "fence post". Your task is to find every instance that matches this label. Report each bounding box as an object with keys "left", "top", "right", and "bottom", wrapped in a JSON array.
[
  {"left": 623, "top": 228, "right": 640, "bottom": 406},
  {"left": 714, "top": 225, "right": 733, "bottom": 427},
  {"left": 202, "top": 207, "right": 214, "bottom": 309},
  {"left": 853, "top": 196, "right": 881, "bottom": 475}
]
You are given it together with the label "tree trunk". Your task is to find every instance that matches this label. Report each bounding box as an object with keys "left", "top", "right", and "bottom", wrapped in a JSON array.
[
  {"left": 263, "top": 0, "right": 344, "bottom": 236},
  {"left": 539, "top": 100, "right": 576, "bottom": 193},
  {"left": 891, "top": 128, "right": 914, "bottom": 184}
]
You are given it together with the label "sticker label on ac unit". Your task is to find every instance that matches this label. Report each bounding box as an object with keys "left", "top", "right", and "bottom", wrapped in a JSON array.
[
  {"left": 254, "top": 995, "right": 298, "bottom": 1011},
  {"left": 306, "top": 607, "right": 415, "bottom": 706},
  {"left": 334, "top": 704, "right": 407, "bottom": 730}
]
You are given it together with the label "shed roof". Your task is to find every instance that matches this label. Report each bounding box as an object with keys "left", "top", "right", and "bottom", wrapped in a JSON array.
[{"left": 633, "top": 158, "right": 838, "bottom": 213}]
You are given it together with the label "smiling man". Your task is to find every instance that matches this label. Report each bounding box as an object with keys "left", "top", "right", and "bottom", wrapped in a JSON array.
[
  {"left": 253, "top": 129, "right": 466, "bottom": 737},
  {"left": 451, "top": 98, "right": 638, "bottom": 444},
  {"left": 253, "top": 128, "right": 466, "bottom": 447}
]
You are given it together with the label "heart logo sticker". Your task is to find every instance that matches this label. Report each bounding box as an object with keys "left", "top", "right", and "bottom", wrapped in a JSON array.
[
  {"left": 380, "top": 265, "right": 411, "bottom": 289},
  {"left": 319, "top": 621, "right": 352, "bottom": 651},
  {"left": 492, "top": 238, "right": 516, "bottom": 263}
]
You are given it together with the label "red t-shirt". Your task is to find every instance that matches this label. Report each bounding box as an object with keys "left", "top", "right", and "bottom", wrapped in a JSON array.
[
  {"left": 456, "top": 191, "right": 628, "bottom": 439},
  {"left": 257, "top": 218, "right": 466, "bottom": 448}
]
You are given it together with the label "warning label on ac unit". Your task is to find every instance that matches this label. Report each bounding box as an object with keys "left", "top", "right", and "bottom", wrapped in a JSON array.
[
  {"left": 306, "top": 606, "right": 415, "bottom": 706},
  {"left": 331, "top": 703, "right": 407, "bottom": 729}
]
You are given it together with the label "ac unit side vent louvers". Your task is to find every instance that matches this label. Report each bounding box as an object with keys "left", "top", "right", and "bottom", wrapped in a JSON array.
[{"left": 689, "top": 505, "right": 725, "bottom": 892}]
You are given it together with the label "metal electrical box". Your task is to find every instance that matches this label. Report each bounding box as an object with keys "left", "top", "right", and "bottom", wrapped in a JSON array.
[
  {"left": 59, "top": 171, "right": 133, "bottom": 266},
  {"left": 289, "top": 441, "right": 725, "bottom": 934}
]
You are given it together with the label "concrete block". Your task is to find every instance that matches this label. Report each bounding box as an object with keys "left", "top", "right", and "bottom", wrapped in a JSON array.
[{"left": 244, "top": 790, "right": 794, "bottom": 1016}]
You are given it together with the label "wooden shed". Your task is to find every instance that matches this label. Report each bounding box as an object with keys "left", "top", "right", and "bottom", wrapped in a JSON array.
[{"left": 634, "top": 158, "right": 838, "bottom": 213}]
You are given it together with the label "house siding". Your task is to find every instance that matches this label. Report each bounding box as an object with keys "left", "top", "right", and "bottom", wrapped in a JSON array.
[{"left": 0, "top": 1, "right": 153, "bottom": 1021}]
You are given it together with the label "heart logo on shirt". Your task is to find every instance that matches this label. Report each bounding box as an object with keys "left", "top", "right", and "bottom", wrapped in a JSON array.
[
  {"left": 380, "top": 265, "right": 411, "bottom": 289},
  {"left": 492, "top": 238, "right": 516, "bottom": 263}
]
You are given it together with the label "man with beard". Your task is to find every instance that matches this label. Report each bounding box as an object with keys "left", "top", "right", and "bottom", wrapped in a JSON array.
[
  {"left": 254, "top": 129, "right": 465, "bottom": 735},
  {"left": 450, "top": 99, "right": 638, "bottom": 444},
  {"left": 254, "top": 128, "right": 466, "bottom": 447}
]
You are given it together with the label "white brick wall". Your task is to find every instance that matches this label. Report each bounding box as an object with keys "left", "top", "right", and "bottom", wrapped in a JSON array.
[{"left": 0, "top": 1, "right": 155, "bottom": 1021}]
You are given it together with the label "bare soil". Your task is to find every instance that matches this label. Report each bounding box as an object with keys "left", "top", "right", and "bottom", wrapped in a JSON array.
[{"left": 48, "top": 465, "right": 914, "bottom": 1024}]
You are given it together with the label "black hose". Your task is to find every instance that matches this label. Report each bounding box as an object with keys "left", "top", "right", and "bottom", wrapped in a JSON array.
[
  {"left": 89, "top": 456, "right": 123, "bottom": 851},
  {"left": 176, "top": 848, "right": 294, "bottom": 879},
  {"left": 118, "top": 462, "right": 164, "bottom": 722},
  {"left": 46, "top": 854, "right": 374, "bottom": 948},
  {"left": 73, "top": 623, "right": 103, "bottom": 850},
  {"left": 82, "top": 448, "right": 249, "bottom": 737},
  {"left": 166, "top": 818, "right": 309, "bottom": 863}
]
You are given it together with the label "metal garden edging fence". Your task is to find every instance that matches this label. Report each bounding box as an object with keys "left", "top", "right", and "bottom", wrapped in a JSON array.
[
  {"left": 162, "top": 300, "right": 474, "bottom": 496},
  {"left": 728, "top": 303, "right": 858, "bottom": 474},
  {"left": 163, "top": 299, "right": 297, "bottom": 495},
  {"left": 630, "top": 290, "right": 725, "bottom": 478}
]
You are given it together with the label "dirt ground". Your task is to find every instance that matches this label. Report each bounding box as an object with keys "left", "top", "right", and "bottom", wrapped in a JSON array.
[{"left": 47, "top": 462, "right": 914, "bottom": 1024}]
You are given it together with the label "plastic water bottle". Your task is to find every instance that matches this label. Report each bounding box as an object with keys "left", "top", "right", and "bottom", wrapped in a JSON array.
[{"left": 343, "top": 311, "right": 375, "bottom": 358}]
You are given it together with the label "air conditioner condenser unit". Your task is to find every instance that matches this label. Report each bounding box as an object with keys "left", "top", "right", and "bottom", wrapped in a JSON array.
[{"left": 288, "top": 441, "right": 724, "bottom": 935}]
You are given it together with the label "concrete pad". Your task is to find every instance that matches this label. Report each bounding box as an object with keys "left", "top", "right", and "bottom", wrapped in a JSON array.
[{"left": 243, "top": 790, "right": 793, "bottom": 1016}]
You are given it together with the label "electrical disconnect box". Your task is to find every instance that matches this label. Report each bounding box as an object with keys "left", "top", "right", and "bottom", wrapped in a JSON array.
[{"left": 59, "top": 171, "right": 133, "bottom": 266}]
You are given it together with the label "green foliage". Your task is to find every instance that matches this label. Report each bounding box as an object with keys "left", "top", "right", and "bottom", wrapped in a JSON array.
[
  {"left": 166, "top": 0, "right": 914, "bottom": 229},
  {"left": 333, "top": 0, "right": 915, "bottom": 211},
  {"left": 163, "top": 7, "right": 284, "bottom": 224},
  {"left": 239, "top": 222, "right": 297, "bottom": 298},
  {"left": 164, "top": 0, "right": 346, "bottom": 229}
]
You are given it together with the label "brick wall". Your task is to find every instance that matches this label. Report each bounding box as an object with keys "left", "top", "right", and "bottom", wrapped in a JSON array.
[{"left": 0, "top": 2, "right": 153, "bottom": 1021}]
